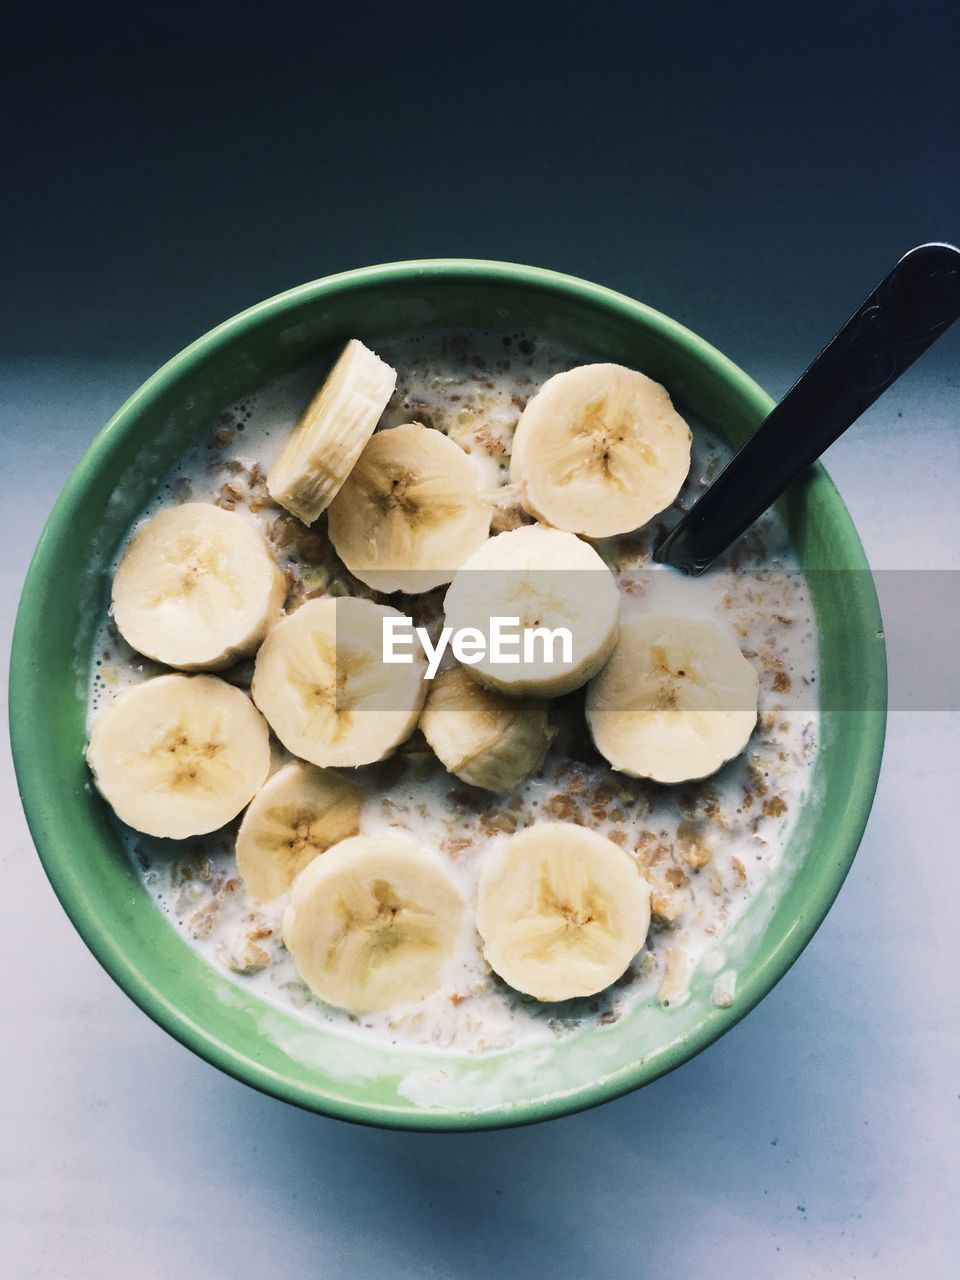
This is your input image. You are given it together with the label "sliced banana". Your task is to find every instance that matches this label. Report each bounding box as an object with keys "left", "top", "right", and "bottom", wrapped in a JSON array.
[
  {"left": 419, "top": 666, "right": 554, "bottom": 794},
  {"left": 476, "top": 823, "right": 651, "bottom": 1002},
  {"left": 282, "top": 833, "right": 465, "bottom": 1014},
  {"left": 235, "top": 761, "right": 363, "bottom": 902},
  {"left": 442, "top": 524, "right": 620, "bottom": 697},
  {"left": 586, "top": 615, "right": 759, "bottom": 784},
  {"left": 86, "top": 674, "right": 271, "bottom": 839},
  {"left": 267, "top": 339, "right": 397, "bottom": 525},
  {"left": 252, "top": 596, "right": 427, "bottom": 767},
  {"left": 328, "top": 422, "right": 492, "bottom": 594},
  {"left": 111, "top": 503, "right": 286, "bottom": 671},
  {"left": 510, "top": 363, "right": 692, "bottom": 537}
]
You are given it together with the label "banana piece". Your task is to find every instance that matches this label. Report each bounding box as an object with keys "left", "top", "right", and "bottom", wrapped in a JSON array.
[
  {"left": 86, "top": 674, "right": 271, "bottom": 839},
  {"left": 112, "top": 503, "right": 286, "bottom": 671},
  {"left": 510, "top": 363, "right": 692, "bottom": 537},
  {"left": 267, "top": 339, "right": 397, "bottom": 525},
  {"left": 419, "top": 666, "right": 554, "bottom": 794},
  {"left": 476, "top": 822, "right": 651, "bottom": 1001},
  {"left": 235, "top": 761, "right": 363, "bottom": 902},
  {"left": 586, "top": 615, "right": 759, "bottom": 784},
  {"left": 252, "top": 596, "right": 427, "bottom": 767},
  {"left": 282, "top": 833, "right": 465, "bottom": 1014},
  {"left": 442, "top": 524, "right": 620, "bottom": 697},
  {"left": 328, "top": 422, "right": 492, "bottom": 594}
]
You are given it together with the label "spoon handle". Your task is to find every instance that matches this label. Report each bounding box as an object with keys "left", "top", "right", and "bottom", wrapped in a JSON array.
[{"left": 654, "top": 242, "right": 960, "bottom": 574}]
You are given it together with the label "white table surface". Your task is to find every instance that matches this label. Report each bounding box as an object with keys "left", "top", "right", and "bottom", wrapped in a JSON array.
[
  {"left": 4, "top": 347, "right": 958, "bottom": 1280},
  {"left": 3, "top": 4, "right": 958, "bottom": 1275}
]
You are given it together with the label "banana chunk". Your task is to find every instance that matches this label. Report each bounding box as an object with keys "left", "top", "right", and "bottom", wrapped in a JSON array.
[
  {"left": 476, "top": 823, "right": 651, "bottom": 1002},
  {"left": 111, "top": 503, "right": 286, "bottom": 671},
  {"left": 510, "top": 363, "right": 692, "bottom": 537},
  {"left": 328, "top": 422, "right": 492, "bottom": 594},
  {"left": 236, "top": 761, "right": 363, "bottom": 902},
  {"left": 267, "top": 339, "right": 397, "bottom": 525},
  {"left": 282, "top": 834, "right": 466, "bottom": 1014},
  {"left": 443, "top": 524, "right": 620, "bottom": 697},
  {"left": 86, "top": 674, "right": 271, "bottom": 839},
  {"left": 420, "top": 666, "right": 554, "bottom": 794},
  {"left": 586, "top": 615, "right": 759, "bottom": 784},
  {"left": 252, "top": 596, "right": 427, "bottom": 767}
]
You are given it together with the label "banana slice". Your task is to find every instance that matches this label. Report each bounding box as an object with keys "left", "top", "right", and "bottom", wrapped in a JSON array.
[
  {"left": 86, "top": 674, "right": 271, "bottom": 839},
  {"left": 419, "top": 666, "right": 554, "bottom": 794},
  {"left": 476, "top": 823, "right": 651, "bottom": 1002},
  {"left": 235, "top": 761, "right": 363, "bottom": 902},
  {"left": 112, "top": 503, "right": 286, "bottom": 671},
  {"left": 510, "top": 363, "right": 692, "bottom": 537},
  {"left": 442, "top": 524, "right": 620, "bottom": 697},
  {"left": 586, "top": 615, "right": 759, "bottom": 784},
  {"left": 252, "top": 596, "right": 427, "bottom": 767},
  {"left": 267, "top": 339, "right": 397, "bottom": 525},
  {"left": 282, "top": 833, "right": 465, "bottom": 1014},
  {"left": 328, "top": 422, "right": 492, "bottom": 594}
]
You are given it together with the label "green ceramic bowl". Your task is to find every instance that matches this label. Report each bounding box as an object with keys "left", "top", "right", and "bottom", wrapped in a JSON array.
[{"left": 9, "top": 260, "right": 886, "bottom": 1130}]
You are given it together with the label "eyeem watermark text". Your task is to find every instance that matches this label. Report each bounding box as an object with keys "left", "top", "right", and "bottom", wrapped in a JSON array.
[{"left": 383, "top": 616, "right": 573, "bottom": 679}]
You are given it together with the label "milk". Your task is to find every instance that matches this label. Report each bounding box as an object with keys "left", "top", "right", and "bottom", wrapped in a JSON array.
[{"left": 87, "top": 331, "right": 818, "bottom": 1054}]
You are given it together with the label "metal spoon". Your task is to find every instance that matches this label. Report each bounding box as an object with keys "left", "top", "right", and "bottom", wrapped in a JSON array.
[{"left": 654, "top": 242, "right": 960, "bottom": 574}]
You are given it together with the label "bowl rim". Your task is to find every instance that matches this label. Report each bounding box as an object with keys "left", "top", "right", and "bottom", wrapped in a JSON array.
[{"left": 9, "top": 258, "right": 887, "bottom": 1130}]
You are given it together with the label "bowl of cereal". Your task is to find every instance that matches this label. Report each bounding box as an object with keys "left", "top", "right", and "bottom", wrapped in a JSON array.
[{"left": 9, "top": 261, "right": 886, "bottom": 1129}]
